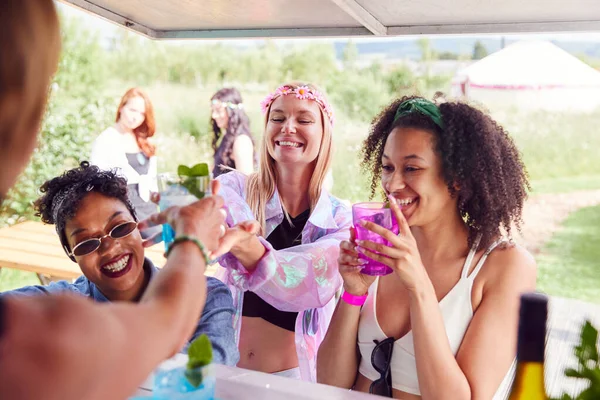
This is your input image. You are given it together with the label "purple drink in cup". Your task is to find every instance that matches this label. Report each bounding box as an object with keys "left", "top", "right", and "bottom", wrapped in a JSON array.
[{"left": 352, "top": 202, "right": 399, "bottom": 276}]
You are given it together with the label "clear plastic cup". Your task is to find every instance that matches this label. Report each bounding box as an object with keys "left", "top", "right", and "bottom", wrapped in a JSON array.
[
  {"left": 153, "top": 362, "right": 216, "bottom": 400},
  {"left": 352, "top": 202, "right": 399, "bottom": 276},
  {"left": 157, "top": 173, "right": 211, "bottom": 252}
]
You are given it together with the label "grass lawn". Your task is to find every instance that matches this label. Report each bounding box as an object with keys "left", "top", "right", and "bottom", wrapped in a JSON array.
[
  {"left": 530, "top": 175, "right": 600, "bottom": 195},
  {"left": 0, "top": 268, "right": 41, "bottom": 292},
  {"left": 536, "top": 205, "right": 600, "bottom": 304}
]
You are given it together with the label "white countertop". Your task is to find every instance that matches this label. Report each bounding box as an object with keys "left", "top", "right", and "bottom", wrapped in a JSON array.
[{"left": 133, "top": 354, "right": 381, "bottom": 400}]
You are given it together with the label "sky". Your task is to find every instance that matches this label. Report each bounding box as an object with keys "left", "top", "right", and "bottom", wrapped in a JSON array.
[{"left": 56, "top": 1, "right": 600, "bottom": 46}]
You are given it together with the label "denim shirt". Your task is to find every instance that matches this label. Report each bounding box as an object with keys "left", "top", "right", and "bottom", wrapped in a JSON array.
[
  {"left": 216, "top": 171, "right": 352, "bottom": 381},
  {"left": 1, "top": 258, "right": 239, "bottom": 366}
]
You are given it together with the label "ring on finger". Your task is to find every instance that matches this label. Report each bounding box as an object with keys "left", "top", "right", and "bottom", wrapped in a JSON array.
[{"left": 219, "top": 224, "right": 226, "bottom": 238}]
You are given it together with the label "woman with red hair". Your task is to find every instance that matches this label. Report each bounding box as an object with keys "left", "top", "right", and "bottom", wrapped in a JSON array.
[{"left": 91, "top": 88, "right": 159, "bottom": 234}]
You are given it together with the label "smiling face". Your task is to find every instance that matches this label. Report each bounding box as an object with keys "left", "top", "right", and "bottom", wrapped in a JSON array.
[
  {"left": 64, "top": 192, "right": 147, "bottom": 302},
  {"left": 118, "top": 96, "right": 146, "bottom": 131},
  {"left": 265, "top": 95, "right": 323, "bottom": 167},
  {"left": 381, "top": 127, "right": 457, "bottom": 225},
  {"left": 211, "top": 101, "right": 229, "bottom": 130}
]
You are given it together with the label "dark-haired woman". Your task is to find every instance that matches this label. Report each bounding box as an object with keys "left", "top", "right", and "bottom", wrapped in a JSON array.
[
  {"left": 1, "top": 162, "right": 239, "bottom": 366},
  {"left": 317, "top": 97, "right": 536, "bottom": 399},
  {"left": 210, "top": 88, "right": 256, "bottom": 177}
]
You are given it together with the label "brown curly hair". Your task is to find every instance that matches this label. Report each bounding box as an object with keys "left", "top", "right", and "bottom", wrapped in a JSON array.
[
  {"left": 361, "top": 95, "right": 529, "bottom": 249},
  {"left": 34, "top": 161, "right": 136, "bottom": 261}
]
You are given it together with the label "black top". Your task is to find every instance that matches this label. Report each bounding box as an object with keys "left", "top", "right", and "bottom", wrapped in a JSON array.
[
  {"left": 125, "top": 152, "right": 152, "bottom": 214},
  {"left": 125, "top": 152, "right": 150, "bottom": 176},
  {"left": 242, "top": 208, "right": 310, "bottom": 332}
]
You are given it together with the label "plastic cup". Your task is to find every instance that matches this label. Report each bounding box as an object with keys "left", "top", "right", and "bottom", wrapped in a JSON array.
[
  {"left": 352, "top": 202, "right": 399, "bottom": 276},
  {"left": 153, "top": 362, "right": 216, "bottom": 400},
  {"left": 157, "top": 173, "right": 211, "bottom": 252}
]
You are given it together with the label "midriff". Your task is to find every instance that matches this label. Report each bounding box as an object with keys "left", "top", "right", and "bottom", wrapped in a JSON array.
[{"left": 237, "top": 316, "right": 298, "bottom": 373}]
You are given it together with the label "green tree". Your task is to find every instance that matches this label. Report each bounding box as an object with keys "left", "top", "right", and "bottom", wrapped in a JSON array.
[
  {"left": 279, "top": 44, "right": 338, "bottom": 84},
  {"left": 417, "top": 38, "right": 437, "bottom": 81},
  {"left": 417, "top": 38, "right": 437, "bottom": 62},
  {"left": 438, "top": 51, "right": 460, "bottom": 60},
  {"left": 342, "top": 40, "right": 359, "bottom": 70},
  {"left": 385, "top": 64, "right": 418, "bottom": 96},
  {"left": 54, "top": 10, "right": 109, "bottom": 97},
  {"left": 472, "top": 41, "right": 489, "bottom": 60},
  {"left": 327, "top": 69, "right": 391, "bottom": 122},
  {"left": 1, "top": 12, "right": 114, "bottom": 226}
]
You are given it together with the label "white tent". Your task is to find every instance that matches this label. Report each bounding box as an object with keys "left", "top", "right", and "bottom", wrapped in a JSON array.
[{"left": 451, "top": 41, "right": 600, "bottom": 112}]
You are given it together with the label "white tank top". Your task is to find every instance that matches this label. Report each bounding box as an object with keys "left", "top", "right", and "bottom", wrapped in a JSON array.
[{"left": 357, "top": 236, "right": 506, "bottom": 395}]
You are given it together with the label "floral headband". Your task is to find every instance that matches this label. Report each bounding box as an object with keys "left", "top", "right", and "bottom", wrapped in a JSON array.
[
  {"left": 260, "top": 85, "right": 335, "bottom": 126},
  {"left": 211, "top": 99, "right": 244, "bottom": 110}
]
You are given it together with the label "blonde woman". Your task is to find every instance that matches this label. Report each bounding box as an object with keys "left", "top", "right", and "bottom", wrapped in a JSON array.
[{"left": 213, "top": 82, "right": 352, "bottom": 382}]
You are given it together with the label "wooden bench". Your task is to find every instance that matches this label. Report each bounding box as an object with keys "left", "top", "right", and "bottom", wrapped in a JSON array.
[{"left": 0, "top": 221, "right": 214, "bottom": 284}]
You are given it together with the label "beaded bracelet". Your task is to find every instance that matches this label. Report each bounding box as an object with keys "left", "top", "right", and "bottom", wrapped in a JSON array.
[{"left": 165, "top": 235, "right": 211, "bottom": 265}]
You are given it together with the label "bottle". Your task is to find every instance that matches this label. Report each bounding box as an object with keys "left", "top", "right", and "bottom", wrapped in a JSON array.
[{"left": 508, "top": 292, "right": 548, "bottom": 400}]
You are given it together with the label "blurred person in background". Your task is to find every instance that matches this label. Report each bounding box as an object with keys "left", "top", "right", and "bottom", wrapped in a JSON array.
[
  {"left": 210, "top": 87, "right": 256, "bottom": 177},
  {"left": 91, "top": 87, "right": 159, "bottom": 238}
]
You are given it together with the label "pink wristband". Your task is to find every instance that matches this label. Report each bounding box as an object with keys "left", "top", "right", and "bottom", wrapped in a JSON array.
[{"left": 341, "top": 291, "right": 368, "bottom": 306}]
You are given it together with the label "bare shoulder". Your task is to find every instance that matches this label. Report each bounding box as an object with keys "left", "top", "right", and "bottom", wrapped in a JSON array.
[
  {"left": 233, "top": 134, "right": 253, "bottom": 149},
  {"left": 481, "top": 241, "right": 537, "bottom": 293}
]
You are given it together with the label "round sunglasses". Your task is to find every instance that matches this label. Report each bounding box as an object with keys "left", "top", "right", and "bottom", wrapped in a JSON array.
[{"left": 68, "top": 221, "right": 138, "bottom": 257}]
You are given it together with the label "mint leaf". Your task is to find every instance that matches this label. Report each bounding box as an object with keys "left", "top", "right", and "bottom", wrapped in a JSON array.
[
  {"left": 177, "top": 163, "right": 210, "bottom": 177},
  {"left": 185, "top": 334, "right": 213, "bottom": 388},
  {"left": 187, "top": 334, "right": 213, "bottom": 370},
  {"left": 181, "top": 177, "right": 205, "bottom": 200},
  {"left": 184, "top": 368, "right": 204, "bottom": 388},
  {"left": 177, "top": 165, "right": 192, "bottom": 176},
  {"left": 177, "top": 163, "right": 210, "bottom": 199},
  {"left": 190, "top": 163, "right": 209, "bottom": 177}
]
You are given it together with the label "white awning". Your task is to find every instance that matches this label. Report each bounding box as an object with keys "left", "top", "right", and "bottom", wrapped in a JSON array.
[{"left": 59, "top": 0, "right": 600, "bottom": 40}]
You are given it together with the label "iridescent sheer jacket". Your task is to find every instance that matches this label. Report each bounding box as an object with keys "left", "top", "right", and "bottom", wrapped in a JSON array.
[{"left": 215, "top": 171, "right": 352, "bottom": 382}]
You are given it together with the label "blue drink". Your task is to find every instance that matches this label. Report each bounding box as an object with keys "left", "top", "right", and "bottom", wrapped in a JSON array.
[
  {"left": 153, "top": 364, "right": 216, "bottom": 400},
  {"left": 157, "top": 173, "right": 210, "bottom": 252}
]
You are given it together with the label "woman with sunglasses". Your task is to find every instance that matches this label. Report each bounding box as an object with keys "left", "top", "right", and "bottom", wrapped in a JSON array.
[
  {"left": 1, "top": 161, "right": 239, "bottom": 365},
  {"left": 0, "top": 2, "right": 242, "bottom": 398},
  {"left": 317, "top": 96, "right": 536, "bottom": 399}
]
